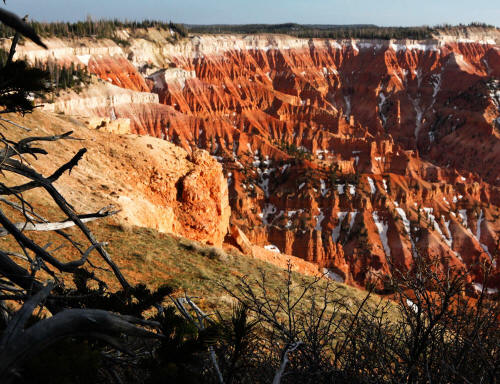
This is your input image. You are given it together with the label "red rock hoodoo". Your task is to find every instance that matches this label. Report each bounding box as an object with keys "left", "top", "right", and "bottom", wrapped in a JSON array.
[{"left": 11, "top": 33, "right": 500, "bottom": 292}]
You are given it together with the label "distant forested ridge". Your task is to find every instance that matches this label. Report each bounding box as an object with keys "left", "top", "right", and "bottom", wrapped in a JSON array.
[
  {"left": 0, "top": 19, "right": 496, "bottom": 41},
  {"left": 187, "top": 22, "right": 498, "bottom": 39},
  {"left": 0, "top": 19, "right": 188, "bottom": 39}
]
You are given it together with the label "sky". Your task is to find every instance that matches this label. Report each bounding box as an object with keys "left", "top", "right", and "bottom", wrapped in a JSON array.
[{"left": 2, "top": 0, "right": 500, "bottom": 27}]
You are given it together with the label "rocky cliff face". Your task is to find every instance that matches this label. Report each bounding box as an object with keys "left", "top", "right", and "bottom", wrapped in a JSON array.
[
  {"left": 4, "top": 111, "right": 230, "bottom": 247},
  {"left": 10, "top": 30, "right": 500, "bottom": 292}
]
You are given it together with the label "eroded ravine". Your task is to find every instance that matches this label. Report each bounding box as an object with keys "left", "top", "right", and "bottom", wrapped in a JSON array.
[{"left": 8, "top": 30, "right": 500, "bottom": 292}]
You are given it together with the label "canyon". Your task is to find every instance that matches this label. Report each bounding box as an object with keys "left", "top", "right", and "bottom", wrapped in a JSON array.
[{"left": 5, "top": 27, "right": 499, "bottom": 293}]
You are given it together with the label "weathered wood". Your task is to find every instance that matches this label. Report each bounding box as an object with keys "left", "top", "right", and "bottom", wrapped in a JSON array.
[
  {"left": 0, "top": 207, "right": 119, "bottom": 237},
  {"left": 6, "top": 15, "right": 27, "bottom": 65},
  {"left": 0, "top": 117, "right": 30, "bottom": 132},
  {"left": 0, "top": 153, "right": 130, "bottom": 288},
  {"left": 0, "top": 289, "right": 162, "bottom": 381},
  {"left": 172, "top": 296, "right": 225, "bottom": 384},
  {"left": 0, "top": 8, "right": 47, "bottom": 48},
  {"left": 0, "top": 208, "right": 94, "bottom": 272},
  {"left": 272, "top": 341, "right": 303, "bottom": 384}
]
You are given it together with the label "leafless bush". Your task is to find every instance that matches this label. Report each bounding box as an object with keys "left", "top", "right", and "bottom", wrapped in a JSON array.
[{"left": 215, "top": 259, "right": 499, "bottom": 383}]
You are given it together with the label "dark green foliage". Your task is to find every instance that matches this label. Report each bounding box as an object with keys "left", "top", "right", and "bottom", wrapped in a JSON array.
[
  {"left": 276, "top": 140, "right": 312, "bottom": 160},
  {"left": 0, "top": 49, "right": 91, "bottom": 94},
  {"left": 328, "top": 163, "right": 339, "bottom": 185},
  {"left": 144, "top": 306, "right": 218, "bottom": 384},
  {"left": 0, "top": 18, "right": 495, "bottom": 43},
  {"left": 0, "top": 19, "right": 186, "bottom": 40},
  {"left": 187, "top": 22, "right": 497, "bottom": 40},
  {"left": 34, "top": 60, "right": 91, "bottom": 91},
  {"left": 59, "top": 269, "right": 173, "bottom": 318},
  {"left": 215, "top": 305, "right": 259, "bottom": 384},
  {"left": 13, "top": 339, "right": 103, "bottom": 384},
  {"left": 0, "top": 60, "right": 51, "bottom": 114},
  {"left": 169, "top": 21, "right": 188, "bottom": 38},
  {"left": 347, "top": 171, "right": 360, "bottom": 186}
]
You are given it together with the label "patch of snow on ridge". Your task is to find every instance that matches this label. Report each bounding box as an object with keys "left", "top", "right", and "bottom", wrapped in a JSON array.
[
  {"left": 383, "top": 179, "right": 388, "bottom": 192},
  {"left": 409, "top": 95, "right": 424, "bottom": 140},
  {"left": 378, "top": 92, "right": 387, "bottom": 126},
  {"left": 397, "top": 208, "right": 419, "bottom": 259},
  {"left": 475, "top": 209, "right": 493, "bottom": 262},
  {"left": 265, "top": 245, "right": 280, "bottom": 253},
  {"left": 444, "top": 219, "right": 453, "bottom": 247},
  {"left": 337, "top": 184, "right": 345, "bottom": 195},
  {"left": 406, "top": 299, "right": 419, "bottom": 313},
  {"left": 315, "top": 209, "right": 325, "bottom": 231},
  {"left": 473, "top": 283, "right": 499, "bottom": 295},
  {"left": 476, "top": 209, "right": 483, "bottom": 241},
  {"left": 320, "top": 179, "right": 328, "bottom": 196},
  {"left": 458, "top": 209, "right": 468, "bottom": 229},
  {"left": 323, "top": 268, "right": 345, "bottom": 283},
  {"left": 344, "top": 95, "right": 352, "bottom": 119},
  {"left": 319, "top": 179, "right": 328, "bottom": 197},
  {"left": 372, "top": 212, "right": 391, "bottom": 258},
  {"left": 332, "top": 212, "right": 348, "bottom": 243},
  {"left": 261, "top": 204, "right": 277, "bottom": 226},
  {"left": 396, "top": 208, "right": 411, "bottom": 234},
  {"left": 348, "top": 212, "right": 357, "bottom": 233},
  {"left": 430, "top": 73, "right": 442, "bottom": 100},
  {"left": 389, "top": 42, "right": 440, "bottom": 52},
  {"left": 367, "top": 177, "right": 377, "bottom": 194},
  {"left": 348, "top": 184, "right": 356, "bottom": 195},
  {"left": 423, "top": 208, "right": 451, "bottom": 246}
]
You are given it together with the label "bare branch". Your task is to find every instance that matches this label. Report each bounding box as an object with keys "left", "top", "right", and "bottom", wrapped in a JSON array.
[
  {"left": 0, "top": 117, "right": 30, "bottom": 132},
  {"left": 272, "top": 341, "right": 303, "bottom": 384},
  {"left": 0, "top": 8, "right": 47, "bottom": 48},
  {"left": 0, "top": 206, "right": 119, "bottom": 237},
  {"left": 0, "top": 308, "right": 161, "bottom": 380}
]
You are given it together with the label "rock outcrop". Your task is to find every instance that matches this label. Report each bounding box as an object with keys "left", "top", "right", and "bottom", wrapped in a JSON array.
[
  {"left": 11, "top": 31, "right": 500, "bottom": 292},
  {"left": 4, "top": 111, "right": 230, "bottom": 247}
]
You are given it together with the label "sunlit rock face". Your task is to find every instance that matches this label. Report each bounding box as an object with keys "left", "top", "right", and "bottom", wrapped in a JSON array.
[{"left": 11, "top": 31, "right": 500, "bottom": 292}]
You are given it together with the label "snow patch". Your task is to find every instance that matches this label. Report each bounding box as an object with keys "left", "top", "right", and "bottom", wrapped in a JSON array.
[
  {"left": 348, "top": 212, "right": 358, "bottom": 233},
  {"left": 348, "top": 184, "right": 356, "bottom": 196},
  {"left": 410, "top": 95, "right": 424, "bottom": 140},
  {"left": 378, "top": 92, "right": 387, "bottom": 126},
  {"left": 265, "top": 245, "right": 280, "bottom": 253},
  {"left": 372, "top": 212, "right": 391, "bottom": 258},
  {"left": 458, "top": 209, "right": 468, "bottom": 229},
  {"left": 332, "top": 212, "right": 348, "bottom": 243},
  {"left": 344, "top": 95, "right": 352, "bottom": 120},
  {"left": 396, "top": 208, "right": 410, "bottom": 234},
  {"left": 473, "top": 283, "right": 499, "bottom": 295},
  {"left": 367, "top": 177, "right": 377, "bottom": 194},
  {"left": 430, "top": 73, "right": 442, "bottom": 100},
  {"left": 476, "top": 209, "right": 483, "bottom": 241},
  {"left": 315, "top": 209, "right": 325, "bottom": 231},
  {"left": 406, "top": 299, "right": 419, "bottom": 313},
  {"left": 261, "top": 204, "right": 277, "bottom": 226},
  {"left": 323, "top": 268, "right": 345, "bottom": 283},
  {"left": 320, "top": 179, "right": 328, "bottom": 197}
]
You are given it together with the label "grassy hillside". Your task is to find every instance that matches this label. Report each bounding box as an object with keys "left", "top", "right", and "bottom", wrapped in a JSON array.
[{"left": 1, "top": 210, "right": 384, "bottom": 316}]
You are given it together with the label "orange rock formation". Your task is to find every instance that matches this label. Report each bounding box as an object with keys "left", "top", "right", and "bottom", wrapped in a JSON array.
[{"left": 12, "top": 33, "right": 500, "bottom": 292}]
